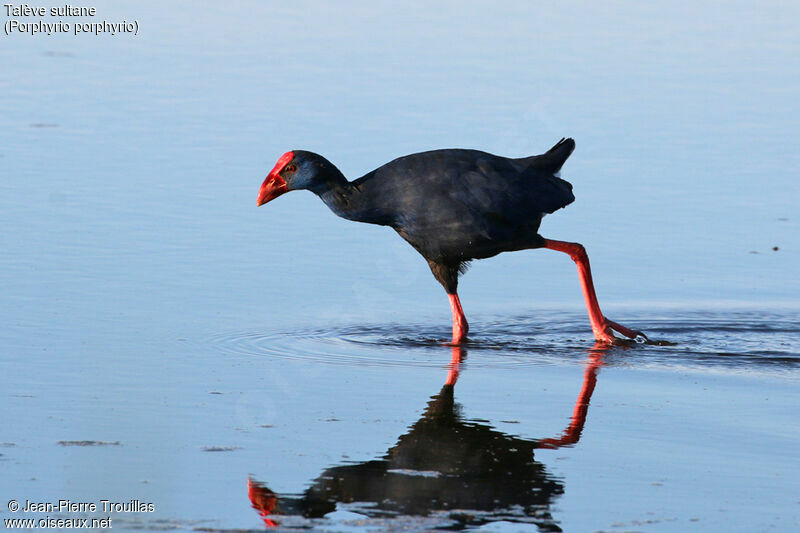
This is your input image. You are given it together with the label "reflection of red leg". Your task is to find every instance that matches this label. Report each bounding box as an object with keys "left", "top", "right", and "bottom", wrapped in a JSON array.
[
  {"left": 445, "top": 345, "right": 464, "bottom": 386},
  {"left": 448, "top": 293, "right": 469, "bottom": 345},
  {"left": 539, "top": 349, "right": 605, "bottom": 449},
  {"left": 543, "top": 239, "right": 640, "bottom": 343}
]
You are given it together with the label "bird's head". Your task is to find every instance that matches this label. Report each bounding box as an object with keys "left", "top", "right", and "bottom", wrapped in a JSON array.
[{"left": 257, "top": 150, "right": 340, "bottom": 206}]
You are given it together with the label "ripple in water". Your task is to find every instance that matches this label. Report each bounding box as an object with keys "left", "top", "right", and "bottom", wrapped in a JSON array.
[{"left": 205, "top": 310, "right": 800, "bottom": 374}]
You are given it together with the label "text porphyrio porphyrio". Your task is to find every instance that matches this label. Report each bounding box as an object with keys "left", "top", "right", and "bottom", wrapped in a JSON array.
[{"left": 257, "top": 139, "right": 643, "bottom": 344}]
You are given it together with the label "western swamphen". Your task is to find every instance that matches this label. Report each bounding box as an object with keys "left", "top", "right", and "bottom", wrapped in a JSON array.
[{"left": 257, "top": 139, "right": 642, "bottom": 344}]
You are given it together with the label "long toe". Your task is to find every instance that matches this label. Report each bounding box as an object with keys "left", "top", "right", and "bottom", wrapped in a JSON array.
[{"left": 606, "top": 319, "right": 646, "bottom": 340}]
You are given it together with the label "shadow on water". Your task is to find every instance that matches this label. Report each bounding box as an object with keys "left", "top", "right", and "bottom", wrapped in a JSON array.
[
  {"left": 247, "top": 344, "right": 609, "bottom": 531},
  {"left": 208, "top": 310, "right": 800, "bottom": 373}
]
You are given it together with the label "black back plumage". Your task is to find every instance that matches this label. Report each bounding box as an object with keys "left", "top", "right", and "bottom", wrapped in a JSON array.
[{"left": 345, "top": 139, "right": 575, "bottom": 261}]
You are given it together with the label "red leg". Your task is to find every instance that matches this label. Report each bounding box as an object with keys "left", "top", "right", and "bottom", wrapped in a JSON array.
[
  {"left": 543, "top": 239, "right": 639, "bottom": 344},
  {"left": 448, "top": 293, "right": 469, "bottom": 345}
]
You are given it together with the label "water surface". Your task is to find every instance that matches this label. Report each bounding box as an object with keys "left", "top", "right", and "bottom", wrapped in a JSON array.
[{"left": 1, "top": 1, "right": 799, "bottom": 532}]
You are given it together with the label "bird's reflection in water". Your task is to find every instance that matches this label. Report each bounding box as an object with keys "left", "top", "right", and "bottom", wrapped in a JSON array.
[{"left": 249, "top": 344, "right": 608, "bottom": 531}]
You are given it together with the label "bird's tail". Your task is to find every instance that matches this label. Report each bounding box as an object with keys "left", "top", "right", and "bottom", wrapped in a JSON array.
[{"left": 534, "top": 138, "right": 575, "bottom": 174}]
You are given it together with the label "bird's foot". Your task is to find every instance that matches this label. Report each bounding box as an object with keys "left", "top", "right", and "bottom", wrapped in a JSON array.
[
  {"left": 592, "top": 324, "right": 618, "bottom": 344},
  {"left": 450, "top": 319, "right": 469, "bottom": 345},
  {"left": 450, "top": 332, "right": 468, "bottom": 345},
  {"left": 606, "top": 319, "right": 650, "bottom": 342},
  {"left": 592, "top": 319, "right": 649, "bottom": 344}
]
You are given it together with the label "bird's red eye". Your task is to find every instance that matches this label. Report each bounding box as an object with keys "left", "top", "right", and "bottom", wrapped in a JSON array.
[{"left": 285, "top": 164, "right": 297, "bottom": 173}]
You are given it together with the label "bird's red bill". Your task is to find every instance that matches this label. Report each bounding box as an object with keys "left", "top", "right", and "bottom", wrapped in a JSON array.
[
  {"left": 247, "top": 477, "right": 279, "bottom": 527},
  {"left": 257, "top": 175, "right": 288, "bottom": 206},
  {"left": 257, "top": 151, "right": 294, "bottom": 206}
]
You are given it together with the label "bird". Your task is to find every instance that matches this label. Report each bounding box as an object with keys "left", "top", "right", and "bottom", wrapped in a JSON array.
[{"left": 257, "top": 138, "right": 643, "bottom": 345}]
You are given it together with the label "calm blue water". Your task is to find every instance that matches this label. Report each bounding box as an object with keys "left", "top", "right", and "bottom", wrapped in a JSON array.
[{"left": 2, "top": 1, "right": 799, "bottom": 532}]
